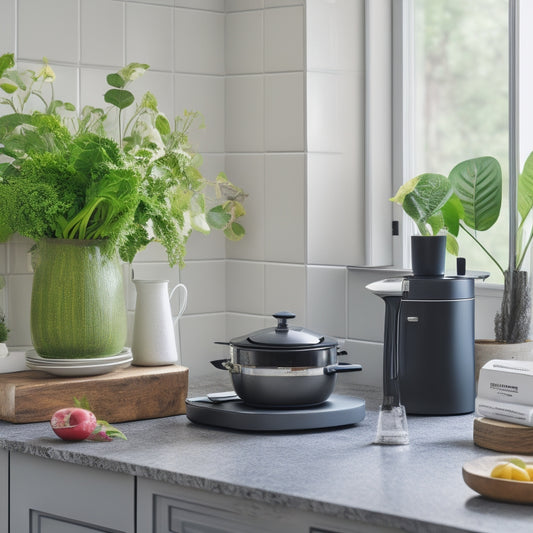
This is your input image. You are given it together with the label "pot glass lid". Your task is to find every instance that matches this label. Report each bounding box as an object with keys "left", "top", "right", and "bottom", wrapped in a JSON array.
[{"left": 246, "top": 312, "right": 325, "bottom": 347}]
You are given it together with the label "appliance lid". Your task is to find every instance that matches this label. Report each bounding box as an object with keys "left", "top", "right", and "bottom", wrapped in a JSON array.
[{"left": 231, "top": 312, "right": 338, "bottom": 349}]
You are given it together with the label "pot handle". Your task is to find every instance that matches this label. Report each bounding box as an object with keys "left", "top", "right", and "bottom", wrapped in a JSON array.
[
  {"left": 210, "top": 358, "right": 231, "bottom": 370},
  {"left": 323, "top": 362, "right": 363, "bottom": 375}
]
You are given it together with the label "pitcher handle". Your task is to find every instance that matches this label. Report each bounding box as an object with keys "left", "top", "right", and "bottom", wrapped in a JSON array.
[{"left": 169, "top": 283, "right": 188, "bottom": 326}]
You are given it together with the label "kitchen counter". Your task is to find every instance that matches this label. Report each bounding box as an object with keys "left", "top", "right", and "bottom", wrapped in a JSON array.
[{"left": 1, "top": 376, "right": 533, "bottom": 533}]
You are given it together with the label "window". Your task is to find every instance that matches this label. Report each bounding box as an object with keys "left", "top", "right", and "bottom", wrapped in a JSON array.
[{"left": 397, "top": 0, "right": 515, "bottom": 283}]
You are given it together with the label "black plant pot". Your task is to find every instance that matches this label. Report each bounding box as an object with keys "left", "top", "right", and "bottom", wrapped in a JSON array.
[{"left": 411, "top": 235, "right": 446, "bottom": 277}]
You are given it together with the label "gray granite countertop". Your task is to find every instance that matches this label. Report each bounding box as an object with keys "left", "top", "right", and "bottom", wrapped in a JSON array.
[{"left": 1, "top": 375, "right": 533, "bottom": 533}]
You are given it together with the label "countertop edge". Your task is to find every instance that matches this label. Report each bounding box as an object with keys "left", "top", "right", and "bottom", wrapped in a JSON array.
[{"left": 0, "top": 436, "right": 477, "bottom": 533}]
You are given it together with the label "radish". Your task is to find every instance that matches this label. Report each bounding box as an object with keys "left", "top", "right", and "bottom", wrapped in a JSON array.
[{"left": 50, "top": 408, "right": 97, "bottom": 441}]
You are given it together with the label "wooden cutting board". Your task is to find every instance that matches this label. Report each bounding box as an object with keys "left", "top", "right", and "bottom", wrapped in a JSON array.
[
  {"left": 474, "top": 417, "right": 533, "bottom": 454},
  {"left": 0, "top": 365, "right": 188, "bottom": 423}
]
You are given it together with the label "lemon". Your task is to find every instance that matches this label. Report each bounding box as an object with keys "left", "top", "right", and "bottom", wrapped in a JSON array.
[{"left": 491, "top": 462, "right": 530, "bottom": 481}]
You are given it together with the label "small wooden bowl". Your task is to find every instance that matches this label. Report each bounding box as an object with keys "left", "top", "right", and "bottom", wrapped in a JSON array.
[{"left": 463, "top": 455, "right": 533, "bottom": 504}]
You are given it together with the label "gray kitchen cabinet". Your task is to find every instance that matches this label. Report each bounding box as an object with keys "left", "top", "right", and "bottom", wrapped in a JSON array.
[
  {"left": 136, "top": 478, "right": 399, "bottom": 533},
  {"left": 10, "top": 452, "right": 135, "bottom": 533},
  {"left": 7, "top": 452, "right": 398, "bottom": 533},
  {"left": 0, "top": 449, "right": 8, "bottom": 533}
]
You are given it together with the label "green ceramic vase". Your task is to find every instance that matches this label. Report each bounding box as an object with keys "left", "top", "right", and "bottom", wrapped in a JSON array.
[{"left": 31, "top": 239, "right": 127, "bottom": 358}]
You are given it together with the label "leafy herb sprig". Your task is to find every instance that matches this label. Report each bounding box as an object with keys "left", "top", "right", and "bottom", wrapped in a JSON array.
[{"left": 0, "top": 53, "right": 246, "bottom": 266}]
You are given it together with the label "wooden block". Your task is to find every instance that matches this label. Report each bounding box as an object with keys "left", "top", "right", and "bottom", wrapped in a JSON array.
[
  {"left": 0, "top": 365, "right": 189, "bottom": 424},
  {"left": 473, "top": 416, "right": 533, "bottom": 454}
]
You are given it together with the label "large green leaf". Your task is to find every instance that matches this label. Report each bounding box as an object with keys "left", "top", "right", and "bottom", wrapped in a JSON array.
[
  {"left": 518, "top": 150, "right": 533, "bottom": 223},
  {"left": 401, "top": 173, "right": 452, "bottom": 235},
  {"left": 449, "top": 156, "right": 501, "bottom": 231},
  {"left": 104, "top": 89, "right": 134, "bottom": 110}
]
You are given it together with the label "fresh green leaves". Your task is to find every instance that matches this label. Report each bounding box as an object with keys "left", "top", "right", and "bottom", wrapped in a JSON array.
[
  {"left": 0, "top": 54, "right": 246, "bottom": 266},
  {"left": 393, "top": 173, "right": 452, "bottom": 236},
  {"left": 391, "top": 156, "right": 502, "bottom": 259},
  {"left": 449, "top": 156, "right": 501, "bottom": 231}
]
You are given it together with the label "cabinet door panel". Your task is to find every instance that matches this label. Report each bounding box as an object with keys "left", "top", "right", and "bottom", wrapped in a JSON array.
[{"left": 10, "top": 452, "right": 134, "bottom": 533}]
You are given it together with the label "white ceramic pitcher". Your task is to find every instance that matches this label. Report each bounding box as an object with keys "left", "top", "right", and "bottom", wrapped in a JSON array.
[{"left": 132, "top": 280, "right": 188, "bottom": 366}]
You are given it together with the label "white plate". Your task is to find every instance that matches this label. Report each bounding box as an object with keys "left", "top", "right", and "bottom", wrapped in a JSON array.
[
  {"left": 26, "top": 357, "right": 132, "bottom": 377},
  {"left": 26, "top": 348, "right": 132, "bottom": 366}
]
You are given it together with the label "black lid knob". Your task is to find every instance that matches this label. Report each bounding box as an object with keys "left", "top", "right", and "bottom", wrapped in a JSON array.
[{"left": 273, "top": 311, "right": 296, "bottom": 332}]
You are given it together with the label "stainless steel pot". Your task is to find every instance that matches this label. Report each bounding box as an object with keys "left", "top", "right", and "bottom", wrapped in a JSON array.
[{"left": 211, "top": 311, "right": 362, "bottom": 408}]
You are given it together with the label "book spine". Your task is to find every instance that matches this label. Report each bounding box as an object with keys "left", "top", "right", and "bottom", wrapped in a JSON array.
[
  {"left": 477, "top": 369, "right": 533, "bottom": 405},
  {"left": 475, "top": 397, "right": 533, "bottom": 426}
]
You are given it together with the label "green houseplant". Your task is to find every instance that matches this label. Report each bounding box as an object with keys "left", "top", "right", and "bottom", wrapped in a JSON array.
[
  {"left": 0, "top": 53, "right": 246, "bottom": 357},
  {"left": 391, "top": 154, "right": 533, "bottom": 344}
]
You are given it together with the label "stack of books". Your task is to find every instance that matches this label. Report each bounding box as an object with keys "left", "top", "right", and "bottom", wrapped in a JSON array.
[{"left": 476, "top": 359, "right": 533, "bottom": 426}]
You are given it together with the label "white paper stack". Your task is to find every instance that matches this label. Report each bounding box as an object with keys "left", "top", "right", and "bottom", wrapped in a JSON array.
[{"left": 476, "top": 359, "right": 533, "bottom": 426}]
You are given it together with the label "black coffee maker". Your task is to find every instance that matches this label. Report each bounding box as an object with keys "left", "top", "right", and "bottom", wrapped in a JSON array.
[{"left": 367, "top": 237, "right": 485, "bottom": 416}]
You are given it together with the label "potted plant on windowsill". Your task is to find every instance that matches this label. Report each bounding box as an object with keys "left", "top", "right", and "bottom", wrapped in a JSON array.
[
  {"left": 0, "top": 53, "right": 246, "bottom": 358},
  {"left": 391, "top": 154, "right": 533, "bottom": 370}
]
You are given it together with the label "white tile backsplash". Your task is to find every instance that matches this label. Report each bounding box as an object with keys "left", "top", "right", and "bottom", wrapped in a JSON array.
[
  {"left": 264, "top": 154, "right": 305, "bottom": 262},
  {"left": 225, "top": 75, "right": 264, "bottom": 152},
  {"left": 264, "top": 6, "right": 304, "bottom": 72},
  {"left": 81, "top": 0, "right": 124, "bottom": 67},
  {"left": 347, "top": 269, "right": 391, "bottom": 343},
  {"left": 264, "top": 263, "right": 306, "bottom": 320},
  {"left": 175, "top": 0, "right": 224, "bottom": 10},
  {"left": 126, "top": 3, "right": 173, "bottom": 70},
  {"left": 225, "top": 10, "right": 263, "bottom": 75},
  {"left": 18, "top": 0, "right": 79, "bottom": 63},
  {"left": 180, "top": 260, "right": 226, "bottom": 314},
  {"left": 225, "top": 0, "right": 264, "bottom": 11},
  {"left": 179, "top": 313, "right": 226, "bottom": 378},
  {"left": 342, "top": 339, "right": 383, "bottom": 387},
  {"left": 0, "top": 0, "right": 15, "bottom": 54},
  {"left": 306, "top": 265, "right": 347, "bottom": 339},
  {"left": 264, "top": 72, "right": 304, "bottom": 151},
  {"left": 174, "top": 9, "right": 224, "bottom": 74},
  {"left": 226, "top": 260, "right": 265, "bottom": 314}
]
